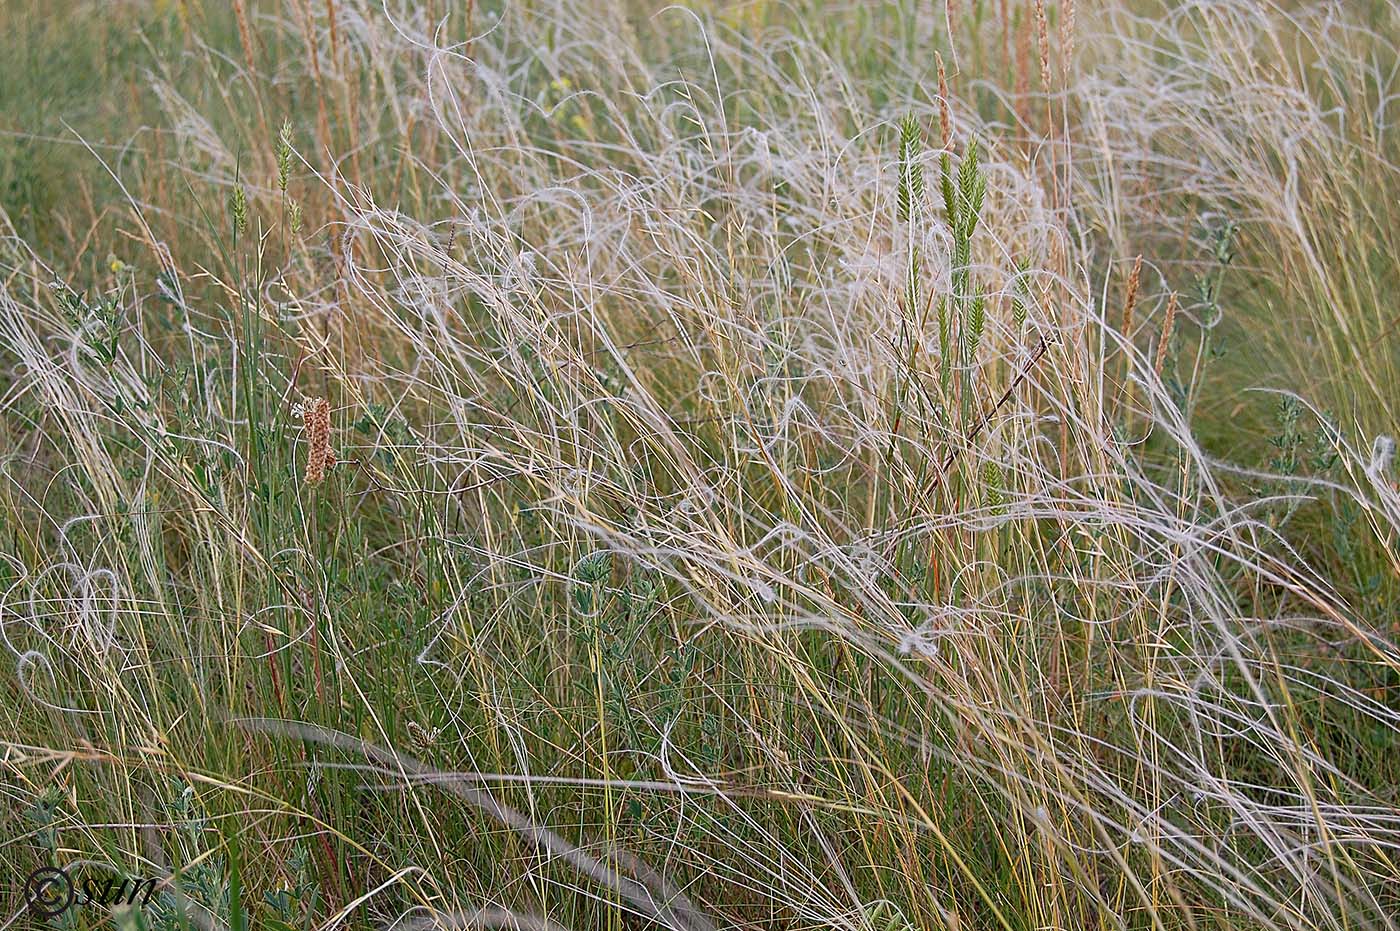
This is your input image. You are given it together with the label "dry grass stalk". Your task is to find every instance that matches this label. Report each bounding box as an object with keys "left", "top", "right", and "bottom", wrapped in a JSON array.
[
  {"left": 174, "top": 0, "right": 194, "bottom": 43},
  {"left": 292, "top": 0, "right": 334, "bottom": 161},
  {"left": 1015, "top": 5, "right": 1032, "bottom": 125},
  {"left": 999, "top": 0, "right": 1010, "bottom": 67},
  {"left": 231, "top": 0, "right": 257, "bottom": 74},
  {"left": 325, "top": 0, "right": 342, "bottom": 71},
  {"left": 1033, "top": 0, "right": 1059, "bottom": 206}
]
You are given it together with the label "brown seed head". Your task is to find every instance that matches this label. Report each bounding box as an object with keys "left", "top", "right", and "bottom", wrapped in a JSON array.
[
  {"left": 936, "top": 52, "right": 952, "bottom": 150},
  {"left": 231, "top": 0, "right": 257, "bottom": 74},
  {"left": 1034, "top": 0, "right": 1051, "bottom": 91},
  {"left": 1121, "top": 255, "right": 1143, "bottom": 339},
  {"left": 1155, "top": 292, "right": 1179, "bottom": 376},
  {"left": 1060, "top": 0, "right": 1077, "bottom": 83},
  {"left": 303, "top": 398, "right": 335, "bottom": 485}
]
